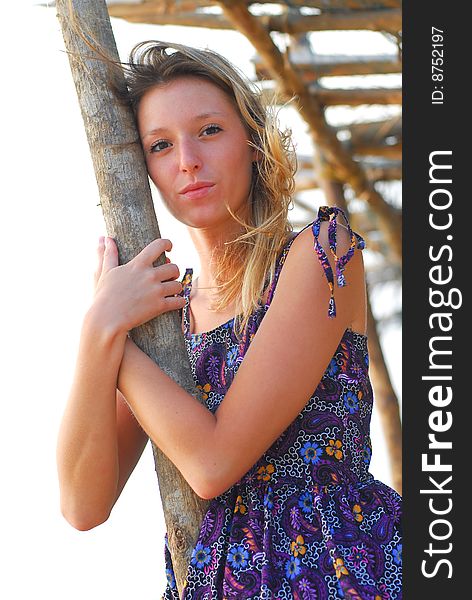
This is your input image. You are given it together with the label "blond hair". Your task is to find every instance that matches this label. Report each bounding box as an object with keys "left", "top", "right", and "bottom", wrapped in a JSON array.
[{"left": 124, "top": 41, "right": 296, "bottom": 335}]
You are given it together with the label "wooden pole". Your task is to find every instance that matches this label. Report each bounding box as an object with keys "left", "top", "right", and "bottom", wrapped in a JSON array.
[
  {"left": 366, "top": 297, "right": 403, "bottom": 493},
  {"left": 56, "top": 1, "right": 208, "bottom": 594}
]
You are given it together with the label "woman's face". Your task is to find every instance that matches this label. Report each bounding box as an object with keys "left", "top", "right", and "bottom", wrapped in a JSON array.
[{"left": 137, "top": 76, "right": 256, "bottom": 231}]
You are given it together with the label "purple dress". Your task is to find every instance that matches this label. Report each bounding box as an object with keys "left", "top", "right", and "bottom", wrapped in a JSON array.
[{"left": 163, "top": 207, "right": 402, "bottom": 599}]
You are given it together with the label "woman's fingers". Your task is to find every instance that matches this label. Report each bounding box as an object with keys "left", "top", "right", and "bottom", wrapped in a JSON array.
[
  {"left": 94, "top": 236, "right": 106, "bottom": 288},
  {"left": 155, "top": 262, "right": 181, "bottom": 283},
  {"left": 160, "top": 279, "right": 184, "bottom": 297},
  {"left": 102, "top": 237, "right": 119, "bottom": 273},
  {"left": 91, "top": 235, "right": 184, "bottom": 328},
  {"left": 162, "top": 294, "right": 187, "bottom": 311},
  {"left": 101, "top": 237, "right": 173, "bottom": 273},
  {"left": 137, "top": 238, "right": 172, "bottom": 265}
]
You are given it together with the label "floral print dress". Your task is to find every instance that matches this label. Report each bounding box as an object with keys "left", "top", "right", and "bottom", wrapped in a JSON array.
[{"left": 163, "top": 207, "right": 402, "bottom": 600}]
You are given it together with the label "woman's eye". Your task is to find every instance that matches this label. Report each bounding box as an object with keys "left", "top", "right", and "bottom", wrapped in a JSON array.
[
  {"left": 150, "top": 140, "right": 171, "bottom": 153},
  {"left": 149, "top": 126, "right": 220, "bottom": 153},
  {"left": 202, "top": 124, "right": 222, "bottom": 136}
]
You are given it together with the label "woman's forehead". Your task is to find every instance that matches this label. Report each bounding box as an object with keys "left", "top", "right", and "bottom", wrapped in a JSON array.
[
  {"left": 141, "top": 76, "right": 232, "bottom": 107},
  {"left": 137, "top": 77, "right": 243, "bottom": 134}
]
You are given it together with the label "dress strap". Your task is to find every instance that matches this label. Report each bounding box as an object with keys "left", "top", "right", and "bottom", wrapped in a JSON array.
[
  {"left": 181, "top": 268, "right": 193, "bottom": 338},
  {"left": 265, "top": 224, "right": 311, "bottom": 307},
  {"left": 266, "top": 206, "right": 365, "bottom": 318},
  {"left": 312, "top": 206, "right": 365, "bottom": 318}
]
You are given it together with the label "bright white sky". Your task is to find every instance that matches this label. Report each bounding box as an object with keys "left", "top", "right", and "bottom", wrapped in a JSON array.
[{"left": 0, "top": 3, "right": 400, "bottom": 599}]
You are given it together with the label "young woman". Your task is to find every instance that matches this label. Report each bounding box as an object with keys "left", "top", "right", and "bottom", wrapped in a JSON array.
[{"left": 57, "top": 41, "right": 402, "bottom": 599}]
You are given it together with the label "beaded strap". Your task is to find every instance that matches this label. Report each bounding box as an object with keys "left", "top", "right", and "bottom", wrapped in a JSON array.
[
  {"left": 312, "top": 206, "right": 365, "bottom": 318},
  {"left": 181, "top": 268, "right": 193, "bottom": 337}
]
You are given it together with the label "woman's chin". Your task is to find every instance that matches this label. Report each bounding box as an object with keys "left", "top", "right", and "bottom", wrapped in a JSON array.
[{"left": 173, "top": 208, "right": 236, "bottom": 232}]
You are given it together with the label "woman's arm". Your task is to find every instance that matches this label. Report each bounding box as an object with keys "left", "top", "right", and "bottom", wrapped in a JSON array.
[
  {"left": 56, "top": 237, "right": 186, "bottom": 530},
  {"left": 117, "top": 222, "right": 366, "bottom": 500},
  {"left": 56, "top": 314, "right": 139, "bottom": 531}
]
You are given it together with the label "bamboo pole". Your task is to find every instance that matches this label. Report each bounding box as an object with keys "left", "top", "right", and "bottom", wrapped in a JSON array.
[
  {"left": 297, "top": 154, "right": 401, "bottom": 171},
  {"left": 367, "top": 297, "right": 403, "bottom": 493},
  {"left": 260, "top": 85, "right": 401, "bottom": 107},
  {"left": 336, "top": 115, "right": 401, "bottom": 138},
  {"left": 260, "top": 9, "right": 402, "bottom": 34},
  {"left": 255, "top": 55, "right": 402, "bottom": 79},
  {"left": 351, "top": 142, "right": 402, "bottom": 159},
  {"left": 295, "top": 163, "right": 401, "bottom": 192},
  {"left": 107, "top": 3, "right": 401, "bottom": 34},
  {"left": 107, "top": 0, "right": 402, "bottom": 11},
  {"left": 311, "top": 86, "right": 402, "bottom": 107},
  {"left": 55, "top": 1, "right": 208, "bottom": 594}
]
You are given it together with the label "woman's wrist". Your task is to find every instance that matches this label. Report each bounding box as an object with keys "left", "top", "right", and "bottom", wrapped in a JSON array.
[{"left": 83, "top": 303, "right": 129, "bottom": 346}]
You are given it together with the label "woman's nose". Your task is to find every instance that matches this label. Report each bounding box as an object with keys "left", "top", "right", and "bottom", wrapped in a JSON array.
[{"left": 178, "top": 140, "right": 202, "bottom": 172}]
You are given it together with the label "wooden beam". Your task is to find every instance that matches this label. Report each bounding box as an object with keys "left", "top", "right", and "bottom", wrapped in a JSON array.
[
  {"left": 106, "top": 0, "right": 402, "bottom": 10},
  {"left": 227, "top": 0, "right": 404, "bottom": 8},
  {"left": 363, "top": 164, "right": 401, "bottom": 180},
  {"left": 336, "top": 117, "right": 402, "bottom": 156},
  {"left": 55, "top": 1, "right": 209, "bottom": 595},
  {"left": 48, "top": 0, "right": 404, "bottom": 14},
  {"left": 260, "top": 85, "right": 402, "bottom": 107},
  {"left": 260, "top": 9, "right": 402, "bottom": 34},
  {"left": 298, "top": 154, "right": 401, "bottom": 170},
  {"left": 312, "top": 86, "right": 402, "bottom": 106},
  {"left": 265, "top": 0, "right": 402, "bottom": 8},
  {"left": 335, "top": 115, "right": 401, "bottom": 141},
  {"left": 295, "top": 163, "right": 401, "bottom": 190},
  {"left": 351, "top": 141, "right": 402, "bottom": 159},
  {"left": 107, "top": 3, "right": 401, "bottom": 34},
  {"left": 107, "top": 7, "right": 231, "bottom": 28},
  {"left": 255, "top": 54, "right": 402, "bottom": 79}
]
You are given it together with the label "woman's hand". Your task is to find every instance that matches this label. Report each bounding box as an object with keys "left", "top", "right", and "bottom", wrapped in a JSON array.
[{"left": 90, "top": 236, "right": 186, "bottom": 335}]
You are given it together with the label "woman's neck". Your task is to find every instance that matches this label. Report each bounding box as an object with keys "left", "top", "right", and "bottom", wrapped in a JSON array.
[{"left": 187, "top": 221, "right": 242, "bottom": 288}]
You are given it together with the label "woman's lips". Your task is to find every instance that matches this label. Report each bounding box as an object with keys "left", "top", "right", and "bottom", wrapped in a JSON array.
[{"left": 180, "top": 184, "right": 215, "bottom": 200}]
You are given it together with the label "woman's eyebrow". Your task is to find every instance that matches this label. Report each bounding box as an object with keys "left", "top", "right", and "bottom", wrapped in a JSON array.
[{"left": 142, "top": 111, "right": 227, "bottom": 139}]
